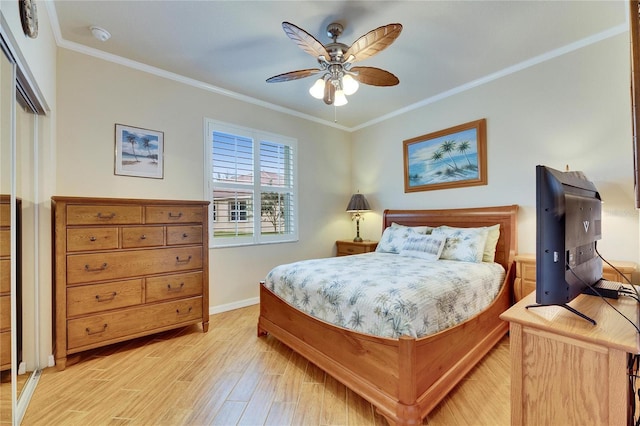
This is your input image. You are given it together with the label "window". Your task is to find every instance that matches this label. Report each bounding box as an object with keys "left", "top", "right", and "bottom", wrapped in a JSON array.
[
  {"left": 229, "top": 200, "right": 247, "bottom": 221},
  {"left": 205, "top": 119, "right": 298, "bottom": 247}
]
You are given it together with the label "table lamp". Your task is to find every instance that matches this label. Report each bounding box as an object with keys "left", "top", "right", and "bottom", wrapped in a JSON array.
[{"left": 346, "top": 193, "right": 371, "bottom": 242}]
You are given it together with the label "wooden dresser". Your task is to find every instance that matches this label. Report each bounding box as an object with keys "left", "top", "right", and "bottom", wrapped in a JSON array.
[
  {"left": 0, "top": 196, "right": 19, "bottom": 373},
  {"left": 514, "top": 253, "right": 636, "bottom": 302},
  {"left": 52, "top": 196, "right": 210, "bottom": 370},
  {"left": 335, "top": 240, "right": 378, "bottom": 256}
]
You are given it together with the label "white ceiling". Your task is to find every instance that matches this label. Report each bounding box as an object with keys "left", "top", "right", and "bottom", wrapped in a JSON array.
[{"left": 50, "top": 1, "right": 629, "bottom": 130}]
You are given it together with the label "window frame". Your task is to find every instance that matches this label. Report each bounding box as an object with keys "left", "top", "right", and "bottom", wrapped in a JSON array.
[{"left": 204, "top": 118, "right": 298, "bottom": 248}]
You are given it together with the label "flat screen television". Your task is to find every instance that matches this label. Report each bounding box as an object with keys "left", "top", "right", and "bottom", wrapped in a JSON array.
[{"left": 532, "top": 165, "right": 603, "bottom": 322}]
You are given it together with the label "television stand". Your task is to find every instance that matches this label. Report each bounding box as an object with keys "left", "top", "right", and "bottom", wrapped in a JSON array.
[
  {"left": 524, "top": 303, "right": 596, "bottom": 325},
  {"left": 501, "top": 290, "right": 639, "bottom": 425}
]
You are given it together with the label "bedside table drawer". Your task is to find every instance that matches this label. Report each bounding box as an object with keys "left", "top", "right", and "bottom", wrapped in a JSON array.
[
  {"left": 335, "top": 240, "right": 378, "bottom": 257},
  {"left": 338, "top": 245, "right": 367, "bottom": 255}
]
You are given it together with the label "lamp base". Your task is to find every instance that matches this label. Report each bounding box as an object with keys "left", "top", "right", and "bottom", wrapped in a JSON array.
[{"left": 353, "top": 236, "right": 363, "bottom": 242}]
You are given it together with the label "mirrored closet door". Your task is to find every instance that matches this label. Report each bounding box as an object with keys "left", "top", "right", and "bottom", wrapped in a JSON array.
[
  {"left": 1, "top": 16, "right": 47, "bottom": 425},
  {"left": 0, "top": 31, "right": 16, "bottom": 424}
]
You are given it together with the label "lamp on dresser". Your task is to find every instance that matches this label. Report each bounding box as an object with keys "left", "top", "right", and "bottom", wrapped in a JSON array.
[{"left": 346, "top": 192, "right": 370, "bottom": 242}]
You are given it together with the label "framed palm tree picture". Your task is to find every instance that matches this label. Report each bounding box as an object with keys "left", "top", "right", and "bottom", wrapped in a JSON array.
[
  {"left": 114, "top": 124, "right": 164, "bottom": 179},
  {"left": 403, "top": 119, "right": 487, "bottom": 193}
]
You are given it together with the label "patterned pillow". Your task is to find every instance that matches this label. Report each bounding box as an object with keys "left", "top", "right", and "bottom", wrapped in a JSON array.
[
  {"left": 390, "top": 222, "right": 434, "bottom": 235},
  {"left": 436, "top": 224, "right": 500, "bottom": 262},
  {"left": 398, "top": 234, "right": 446, "bottom": 261},
  {"left": 431, "top": 226, "right": 489, "bottom": 263},
  {"left": 376, "top": 226, "right": 420, "bottom": 254}
]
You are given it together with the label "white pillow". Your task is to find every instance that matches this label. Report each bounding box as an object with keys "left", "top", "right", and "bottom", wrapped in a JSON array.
[
  {"left": 390, "top": 222, "right": 434, "bottom": 235},
  {"left": 376, "top": 226, "right": 420, "bottom": 254},
  {"left": 431, "top": 226, "right": 489, "bottom": 263},
  {"left": 436, "top": 224, "right": 500, "bottom": 262},
  {"left": 398, "top": 234, "right": 446, "bottom": 261}
]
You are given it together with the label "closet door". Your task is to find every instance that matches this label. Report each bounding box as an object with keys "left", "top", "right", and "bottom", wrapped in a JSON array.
[{"left": 1, "top": 19, "right": 47, "bottom": 425}]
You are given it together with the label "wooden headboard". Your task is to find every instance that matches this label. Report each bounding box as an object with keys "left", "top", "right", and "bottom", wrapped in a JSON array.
[{"left": 383, "top": 205, "right": 518, "bottom": 270}]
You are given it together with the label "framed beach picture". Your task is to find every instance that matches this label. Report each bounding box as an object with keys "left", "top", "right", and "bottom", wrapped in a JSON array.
[
  {"left": 403, "top": 119, "right": 487, "bottom": 193},
  {"left": 114, "top": 124, "right": 164, "bottom": 179}
]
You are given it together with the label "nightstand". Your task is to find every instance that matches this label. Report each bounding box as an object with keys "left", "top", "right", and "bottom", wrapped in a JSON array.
[
  {"left": 336, "top": 240, "right": 378, "bottom": 256},
  {"left": 514, "top": 253, "right": 636, "bottom": 302}
]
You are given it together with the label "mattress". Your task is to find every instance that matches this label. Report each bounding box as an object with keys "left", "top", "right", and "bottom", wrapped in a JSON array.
[{"left": 264, "top": 252, "right": 506, "bottom": 338}]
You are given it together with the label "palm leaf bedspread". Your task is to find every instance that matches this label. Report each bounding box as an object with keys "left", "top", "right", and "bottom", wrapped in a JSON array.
[{"left": 265, "top": 252, "right": 505, "bottom": 339}]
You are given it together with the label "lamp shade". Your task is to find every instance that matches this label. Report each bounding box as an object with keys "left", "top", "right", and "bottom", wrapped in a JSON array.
[
  {"left": 309, "top": 78, "right": 325, "bottom": 99},
  {"left": 346, "top": 193, "right": 371, "bottom": 212},
  {"left": 342, "top": 74, "right": 359, "bottom": 95},
  {"left": 334, "top": 89, "right": 348, "bottom": 106}
]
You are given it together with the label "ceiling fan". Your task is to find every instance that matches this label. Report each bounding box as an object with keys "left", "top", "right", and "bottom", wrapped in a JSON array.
[{"left": 266, "top": 21, "right": 402, "bottom": 106}]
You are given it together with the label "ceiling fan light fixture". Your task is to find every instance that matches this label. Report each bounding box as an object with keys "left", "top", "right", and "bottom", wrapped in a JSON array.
[
  {"left": 334, "top": 89, "right": 348, "bottom": 106},
  {"left": 342, "top": 74, "right": 359, "bottom": 96},
  {"left": 309, "top": 78, "right": 326, "bottom": 99},
  {"left": 267, "top": 21, "right": 402, "bottom": 109}
]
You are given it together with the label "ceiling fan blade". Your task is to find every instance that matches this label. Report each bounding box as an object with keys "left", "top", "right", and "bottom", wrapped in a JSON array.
[
  {"left": 351, "top": 67, "right": 399, "bottom": 86},
  {"left": 345, "top": 23, "right": 402, "bottom": 63},
  {"left": 266, "top": 69, "right": 322, "bottom": 83},
  {"left": 282, "top": 22, "right": 330, "bottom": 59}
]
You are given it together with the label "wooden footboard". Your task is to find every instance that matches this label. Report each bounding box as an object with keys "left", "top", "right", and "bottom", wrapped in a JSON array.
[
  {"left": 258, "top": 263, "right": 514, "bottom": 425},
  {"left": 258, "top": 205, "right": 518, "bottom": 425}
]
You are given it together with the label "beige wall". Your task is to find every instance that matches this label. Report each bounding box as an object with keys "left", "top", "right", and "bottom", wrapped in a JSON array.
[
  {"left": 56, "top": 48, "right": 353, "bottom": 312},
  {"left": 353, "top": 32, "right": 639, "bottom": 264}
]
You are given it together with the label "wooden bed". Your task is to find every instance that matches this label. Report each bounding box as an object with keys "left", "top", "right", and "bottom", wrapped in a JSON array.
[{"left": 257, "top": 205, "right": 518, "bottom": 425}]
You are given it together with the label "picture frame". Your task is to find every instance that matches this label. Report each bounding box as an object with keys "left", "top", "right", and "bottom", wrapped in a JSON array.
[
  {"left": 114, "top": 124, "right": 164, "bottom": 179},
  {"left": 403, "top": 118, "right": 487, "bottom": 192}
]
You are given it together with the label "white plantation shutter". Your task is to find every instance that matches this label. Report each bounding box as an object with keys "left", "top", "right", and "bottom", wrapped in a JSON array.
[
  {"left": 205, "top": 119, "right": 298, "bottom": 247},
  {"left": 259, "top": 140, "right": 295, "bottom": 240},
  {"left": 212, "top": 132, "right": 253, "bottom": 184}
]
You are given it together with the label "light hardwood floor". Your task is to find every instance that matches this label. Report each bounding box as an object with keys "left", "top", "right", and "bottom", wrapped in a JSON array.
[{"left": 19, "top": 305, "right": 510, "bottom": 425}]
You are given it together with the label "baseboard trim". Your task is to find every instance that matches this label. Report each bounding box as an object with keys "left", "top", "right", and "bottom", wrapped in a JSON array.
[{"left": 209, "top": 297, "right": 259, "bottom": 315}]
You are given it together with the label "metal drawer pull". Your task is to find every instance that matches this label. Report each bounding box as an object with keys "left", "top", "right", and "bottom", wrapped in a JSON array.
[
  {"left": 89, "top": 236, "right": 97, "bottom": 242},
  {"left": 140, "top": 234, "right": 147, "bottom": 240},
  {"left": 85, "top": 263, "right": 108, "bottom": 272},
  {"left": 95, "top": 292, "right": 117, "bottom": 302},
  {"left": 176, "top": 307, "right": 193, "bottom": 315},
  {"left": 167, "top": 283, "right": 185, "bottom": 292},
  {"left": 96, "top": 212, "right": 116, "bottom": 219},
  {"left": 168, "top": 212, "right": 183, "bottom": 219},
  {"left": 182, "top": 233, "right": 188, "bottom": 238},
  {"left": 86, "top": 324, "right": 108, "bottom": 335},
  {"left": 175, "top": 255, "right": 192, "bottom": 263}
]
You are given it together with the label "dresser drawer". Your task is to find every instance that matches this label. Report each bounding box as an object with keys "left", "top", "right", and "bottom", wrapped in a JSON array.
[
  {"left": 0, "top": 259, "right": 9, "bottom": 294},
  {"left": 122, "top": 226, "right": 164, "bottom": 248},
  {"left": 146, "top": 271, "right": 203, "bottom": 302},
  {"left": 0, "top": 330, "right": 10, "bottom": 369},
  {"left": 67, "top": 279, "right": 143, "bottom": 317},
  {"left": 67, "top": 246, "right": 203, "bottom": 284},
  {"left": 0, "top": 203, "right": 9, "bottom": 228},
  {"left": 67, "top": 296, "right": 203, "bottom": 351},
  {"left": 67, "top": 205, "right": 142, "bottom": 225},
  {"left": 0, "top": 295, "right": 10, "bottom": 331},
  {"left": 145, "top": 206, "right": 204, "bottom": 224},
  {"left": 67, "top": 227, "right": 119, "bottom": 252},
  {"left": 0, "top": 229, "right": 9, "bottom": 257},
  {"left": 167, "top": 225, "right": 202, "bottom": 245}
]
